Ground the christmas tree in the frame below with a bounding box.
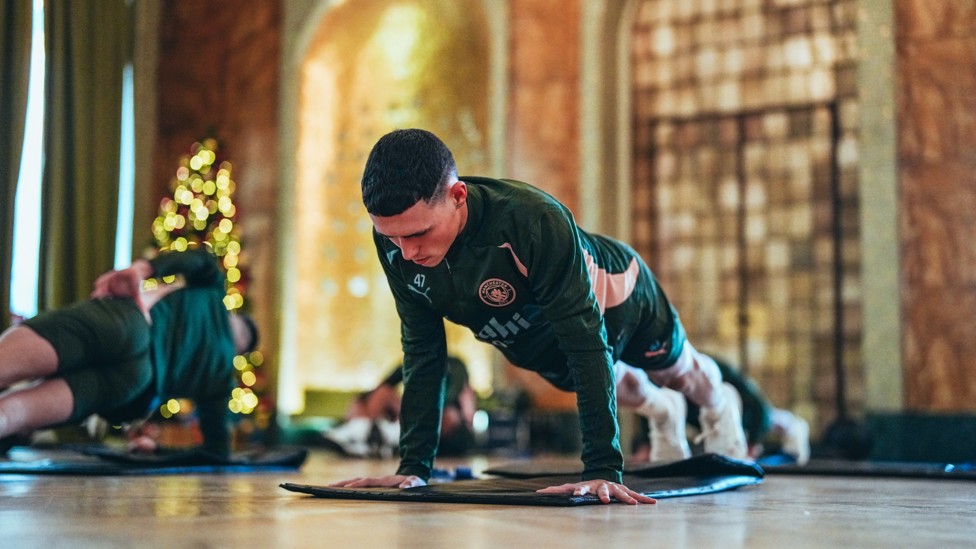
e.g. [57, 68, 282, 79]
[149, 138, 271, 445]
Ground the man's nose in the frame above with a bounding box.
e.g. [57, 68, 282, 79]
[399, 240, 420, 260]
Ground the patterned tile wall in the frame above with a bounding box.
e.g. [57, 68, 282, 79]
[630, 0, 863, 429]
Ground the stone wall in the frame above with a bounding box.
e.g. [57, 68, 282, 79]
[896, 0, 976, 411]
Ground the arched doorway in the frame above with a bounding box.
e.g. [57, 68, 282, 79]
[281, 0, 503, 414]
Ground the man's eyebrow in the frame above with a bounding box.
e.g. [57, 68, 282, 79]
[376, 227, 430, 239]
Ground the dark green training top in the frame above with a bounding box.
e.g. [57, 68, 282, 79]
[148, 249, 237, 456]
[23, 248, 236, 457]
[374, 177, 685, 482]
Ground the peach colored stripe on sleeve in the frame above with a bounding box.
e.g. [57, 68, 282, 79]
[498, 243, 529, 277]
[583, 250, 639, 313]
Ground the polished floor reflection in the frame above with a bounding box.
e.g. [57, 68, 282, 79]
[1, 450, 973, 548]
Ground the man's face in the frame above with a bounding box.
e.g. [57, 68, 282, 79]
[370, 182, 467, 268]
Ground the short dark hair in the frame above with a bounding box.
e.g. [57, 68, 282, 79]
[361, 129, 457, 216]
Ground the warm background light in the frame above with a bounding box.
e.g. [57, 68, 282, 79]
[287, 0, 494, 410]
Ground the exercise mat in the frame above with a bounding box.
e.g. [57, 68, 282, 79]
[760, 458, 976, 481]
[481, 453, 762, 478]
[280, 454, 763, 506]
[0, 445, 308, 475]
[484, 454, 976, 482]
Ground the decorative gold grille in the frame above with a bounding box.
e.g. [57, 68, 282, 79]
[292, 0, 494, 400]
[630, 0, 862, 427]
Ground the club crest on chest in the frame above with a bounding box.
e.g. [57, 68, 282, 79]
[478, 278, 516, 307]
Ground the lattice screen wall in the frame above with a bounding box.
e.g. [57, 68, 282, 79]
[630, 0, 863, 428]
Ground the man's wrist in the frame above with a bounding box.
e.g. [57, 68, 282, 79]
[396, 463, 430, 481]
[131, 258, 154, 280]
[581, 468, 623, 483]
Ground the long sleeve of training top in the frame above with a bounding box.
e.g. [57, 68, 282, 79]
[373, 234, 450, 480]
[148, 247, 225, 288]
[515, 203, 622, 482]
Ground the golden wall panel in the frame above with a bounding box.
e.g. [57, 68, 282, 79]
[507, 0, 580, 210]
[293, 0, 495, 395]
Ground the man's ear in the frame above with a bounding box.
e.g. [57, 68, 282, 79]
[449, 180, 467, 208]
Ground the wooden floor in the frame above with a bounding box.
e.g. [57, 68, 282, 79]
[1, 449, 973, 548]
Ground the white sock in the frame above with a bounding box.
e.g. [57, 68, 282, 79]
[635, 388, 672, 422]
[701, 383, 741, 422]
[701, 400, 724, 420]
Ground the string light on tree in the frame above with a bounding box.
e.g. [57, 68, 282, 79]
[151, 139, 271, 433]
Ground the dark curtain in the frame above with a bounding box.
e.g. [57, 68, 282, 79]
[0, 0, 33, 330]
[39, 0, 128, 309]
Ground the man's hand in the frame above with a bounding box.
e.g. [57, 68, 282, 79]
[536, 480, 657, 505]
[329, 474, 426, 489]
[91, 259, 153, 321]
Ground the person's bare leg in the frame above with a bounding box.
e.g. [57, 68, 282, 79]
[644, 343, 723, 408]
[614, 361, 656, 409]
[614, 362, 690, 461]
[0, 378, 74, 439]
[615, 362, 677, 415]
[0, 326, 60, 389]
[645, 344, 747, 459]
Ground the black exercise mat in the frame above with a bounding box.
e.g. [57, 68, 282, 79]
[481, 452, 763, 478]
[485, 453, 976, 481]
[280, 454, 763, 506]
[761, 458, 976, 480]
[0, 446, 308, 475]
